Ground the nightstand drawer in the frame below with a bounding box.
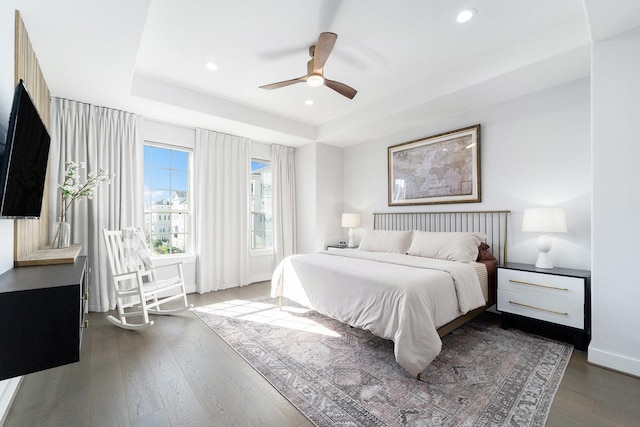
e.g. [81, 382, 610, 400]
[497, 289, 584, 329]
[498, 269, 584, 304]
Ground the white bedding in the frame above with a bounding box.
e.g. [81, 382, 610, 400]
[271, 249, 486, 376]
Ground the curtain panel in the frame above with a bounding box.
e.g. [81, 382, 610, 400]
[271, 144, 296, 266]
[194, 129, 251, 293]
[49, 98, 143, 312]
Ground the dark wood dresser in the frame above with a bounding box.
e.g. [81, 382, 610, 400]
[0, 256, 87, 380]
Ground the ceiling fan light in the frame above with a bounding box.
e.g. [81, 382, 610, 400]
[307, 74, 325, 87]
[456, 8, 476, 23]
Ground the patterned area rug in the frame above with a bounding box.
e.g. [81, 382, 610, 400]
[194, 297, 572, 427]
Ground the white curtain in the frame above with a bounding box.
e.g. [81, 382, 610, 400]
[194, 129, 250, 293]
[271, 144, 296, 266]
[49, 98, 143, 312]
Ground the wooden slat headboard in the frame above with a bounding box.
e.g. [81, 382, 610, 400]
[373, 210, 510, 265]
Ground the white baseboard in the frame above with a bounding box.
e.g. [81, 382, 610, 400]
[588, 345, 640, 378]
[250, 274, 272, 284]
[184, 278, 270, 295]
[0, 377, 22, 426]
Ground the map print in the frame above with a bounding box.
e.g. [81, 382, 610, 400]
[392, 135, 473, 202]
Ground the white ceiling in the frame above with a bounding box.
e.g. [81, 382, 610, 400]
[16, 0, 591, 147]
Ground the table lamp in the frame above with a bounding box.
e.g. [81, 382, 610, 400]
[341, 213, 361, 248]
[522, 207, 567, 269]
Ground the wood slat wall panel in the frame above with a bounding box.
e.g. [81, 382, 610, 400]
[13, 10, 51, 263]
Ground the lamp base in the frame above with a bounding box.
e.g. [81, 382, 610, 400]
[535, 235, 554, 269]
[347, 228, 356, 248]
[535, 252, 554, 269]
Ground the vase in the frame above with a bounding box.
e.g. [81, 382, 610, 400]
[52, 219, 71, 249]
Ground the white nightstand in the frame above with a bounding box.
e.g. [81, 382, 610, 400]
[326, 245, 349, 251]
[497, 263, 591, 350]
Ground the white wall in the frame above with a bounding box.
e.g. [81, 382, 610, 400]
[0, 4, 16, 274]
[589, 25, 640, 377]
[343, 78, 592, 270]
[0, 2, 23, 422]
[294, 142, 345, 253]
[295, 143, 317, 254]
[316, 144, 344, 251]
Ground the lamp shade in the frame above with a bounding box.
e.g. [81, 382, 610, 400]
[341, 213, 361, 228]
[522, 208, 567, 233]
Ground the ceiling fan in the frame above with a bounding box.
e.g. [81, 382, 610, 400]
[259, 32, 357, 99]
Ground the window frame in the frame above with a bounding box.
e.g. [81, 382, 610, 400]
[143, 141, 193, 256]
[250, 157, 273, 253]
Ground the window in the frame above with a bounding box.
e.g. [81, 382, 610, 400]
[251, 159, 272, 250]
[144, 144, 191, 255]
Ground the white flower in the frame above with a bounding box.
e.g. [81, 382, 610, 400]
[57, 161, 114, 220]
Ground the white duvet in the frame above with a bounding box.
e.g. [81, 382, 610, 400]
[271, 249, 486, 376]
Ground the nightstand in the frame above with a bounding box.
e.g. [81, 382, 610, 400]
[326, 244, 349, 250]
[497, 262, 591, 350]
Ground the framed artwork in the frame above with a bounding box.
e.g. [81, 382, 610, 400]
[388, 124, 481, 206]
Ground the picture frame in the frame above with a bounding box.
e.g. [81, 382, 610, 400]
[388, 124, 481, 206]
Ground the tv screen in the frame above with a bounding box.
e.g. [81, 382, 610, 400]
[0, 80, 51, 218]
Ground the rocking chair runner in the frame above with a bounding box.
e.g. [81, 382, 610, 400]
[102, 228, 192, 330]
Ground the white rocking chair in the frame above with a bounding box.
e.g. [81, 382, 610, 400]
[103, 228, 192, 330]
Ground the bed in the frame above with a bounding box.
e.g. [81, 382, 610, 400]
[271, 210, 510, 378]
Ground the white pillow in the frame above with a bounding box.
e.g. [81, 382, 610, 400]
[407, 231, 486, 262]
[358, 230, 414, 254]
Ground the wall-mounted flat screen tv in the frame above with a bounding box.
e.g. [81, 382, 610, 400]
[0, 80, 51, 219]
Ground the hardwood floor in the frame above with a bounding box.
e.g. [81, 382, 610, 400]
[4, 282, 640, 426]
[547, 352, 640, 426]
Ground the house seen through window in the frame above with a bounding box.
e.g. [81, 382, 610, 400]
[251, 159, 272, 250]
[144, 144, 191, 255]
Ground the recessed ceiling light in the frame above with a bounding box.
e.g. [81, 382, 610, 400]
[456, 8, 476, 23]
[305, 99, 314, 106]
[205, 62, 218, 71]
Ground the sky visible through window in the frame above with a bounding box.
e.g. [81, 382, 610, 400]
[251, 160, 265, 172]
[144, 146, 188, 208]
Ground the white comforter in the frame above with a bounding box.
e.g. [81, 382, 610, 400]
[271, 249, 486, 376]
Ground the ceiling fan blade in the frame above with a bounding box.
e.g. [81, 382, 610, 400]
[324, 78, 357, 99]
[313, 32, 337, 71]
[259, 76, 307, 90]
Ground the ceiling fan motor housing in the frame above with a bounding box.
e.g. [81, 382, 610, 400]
[259, 32, 357, 99]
